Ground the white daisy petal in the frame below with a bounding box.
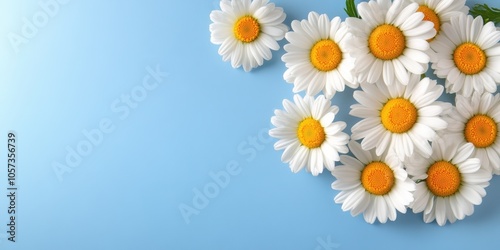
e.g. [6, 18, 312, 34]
[289, 146, 305, 173]
[435, 198, 447, 226]
[409, 131, 432, 156]
[419, 105, 443, 117]
[363, 196, 377, 224]
[449, 195, 464, 220]
[394, 2, 419, 27]
[399, 55, 425, 74]
[424, 195, 435, 215]
[351, 192, 371, 216]
[375, 197, 388, 223]
[453, 142, 474, 164]
[281, 141, 301, 163]
[486, 148, 500, 173]
[478, 27, 500, 49]
[383, 60, 395, 85]
[273, 137, 296, 151]
[367, 60, 383, 83]
[418, 116, 447, 131]
[361, 126, 387, 152]
[457, 158, 481, 174]
[486, 45, 500, 57]
[459, 185, 482, 205]
[353, 91, 383, 109]
[341, 188, 366, 212]
[400, 12, 424, 31]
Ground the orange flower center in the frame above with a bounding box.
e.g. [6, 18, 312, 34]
[368, 24, 406, 60]
[233, 16, 260, 43]
[464, 114, 498, 148]
[417, 5, 440, 40]
[426, 161, 461, 197]
[380, 98, 418, 133]
[297, 118, 326, 149]
[361, 162, 395, 195]
[310, 39, 343, 71]
[453, 43, 487, 75]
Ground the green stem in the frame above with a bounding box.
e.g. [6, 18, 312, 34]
[344, 0, 360, 18]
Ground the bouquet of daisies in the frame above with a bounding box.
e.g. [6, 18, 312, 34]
[210, 0, 500, 226]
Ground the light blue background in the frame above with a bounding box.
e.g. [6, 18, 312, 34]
[1, 0, 499, 249]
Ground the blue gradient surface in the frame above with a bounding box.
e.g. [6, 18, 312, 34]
[1, 0, 499, 249]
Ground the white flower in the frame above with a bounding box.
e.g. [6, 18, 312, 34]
[350, 74, 449, 161]
[346, 0, 435, 85]
[431, 13, 500, 97]
[209, 0, 288, 72]
[269, 94, 349, 176]
[406, 139, 492, 226]
[332, 141, 415, 224]
[282, 12, 357, 98]
[445, 92, 500, 175]
[409, 0, 468, 62]
[410, 0, 468, 40]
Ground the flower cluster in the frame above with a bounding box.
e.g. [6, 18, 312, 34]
[209, 0, 500, 226]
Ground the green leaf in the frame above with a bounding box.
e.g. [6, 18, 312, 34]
[470, 4, 500, 25]
[344, 0, 360, 18]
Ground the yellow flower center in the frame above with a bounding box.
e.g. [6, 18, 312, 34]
[233, 16, 260, 43]
[453, 43, 487, 75]
[368, 24, 406, 60]
[297, 117, 326, 149]
[464, 114, 498, 148]
[310, 39, 343, 72]
[380, 98, 418, 133]
[426, 161, 461, 197]
[417, 5, 440, 40]
[361, 162, 395, 196]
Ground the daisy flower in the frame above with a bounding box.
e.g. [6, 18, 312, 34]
[282, 12, 357, 98]
[269, 94, 349, 176]
[411, 0, 468, 41]
[445, 92, 500, 175]
[431, 13, 500, 97]
[209, 0, 288, 72]
[406, 139, 492, 226]
[346, 0, 435, 85]
[410, 0, 468, 62]
[350, 74, 449, 161]
[332, 141, 415, 224]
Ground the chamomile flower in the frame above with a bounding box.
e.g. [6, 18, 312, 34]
[411, 0, 468, 40]
[269, 94, 349, 176]
[350, 74, 449, 161]
[209, 0, 288, 72]
[410, 0, 468, 62]
[282, 12, 357, 98]
[431, 13, 500, 97]
[332, 141, 415, 224]
[346, 0, 435, 85]
[406, 139, 492, 226]
[445, 92, 500, 175]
